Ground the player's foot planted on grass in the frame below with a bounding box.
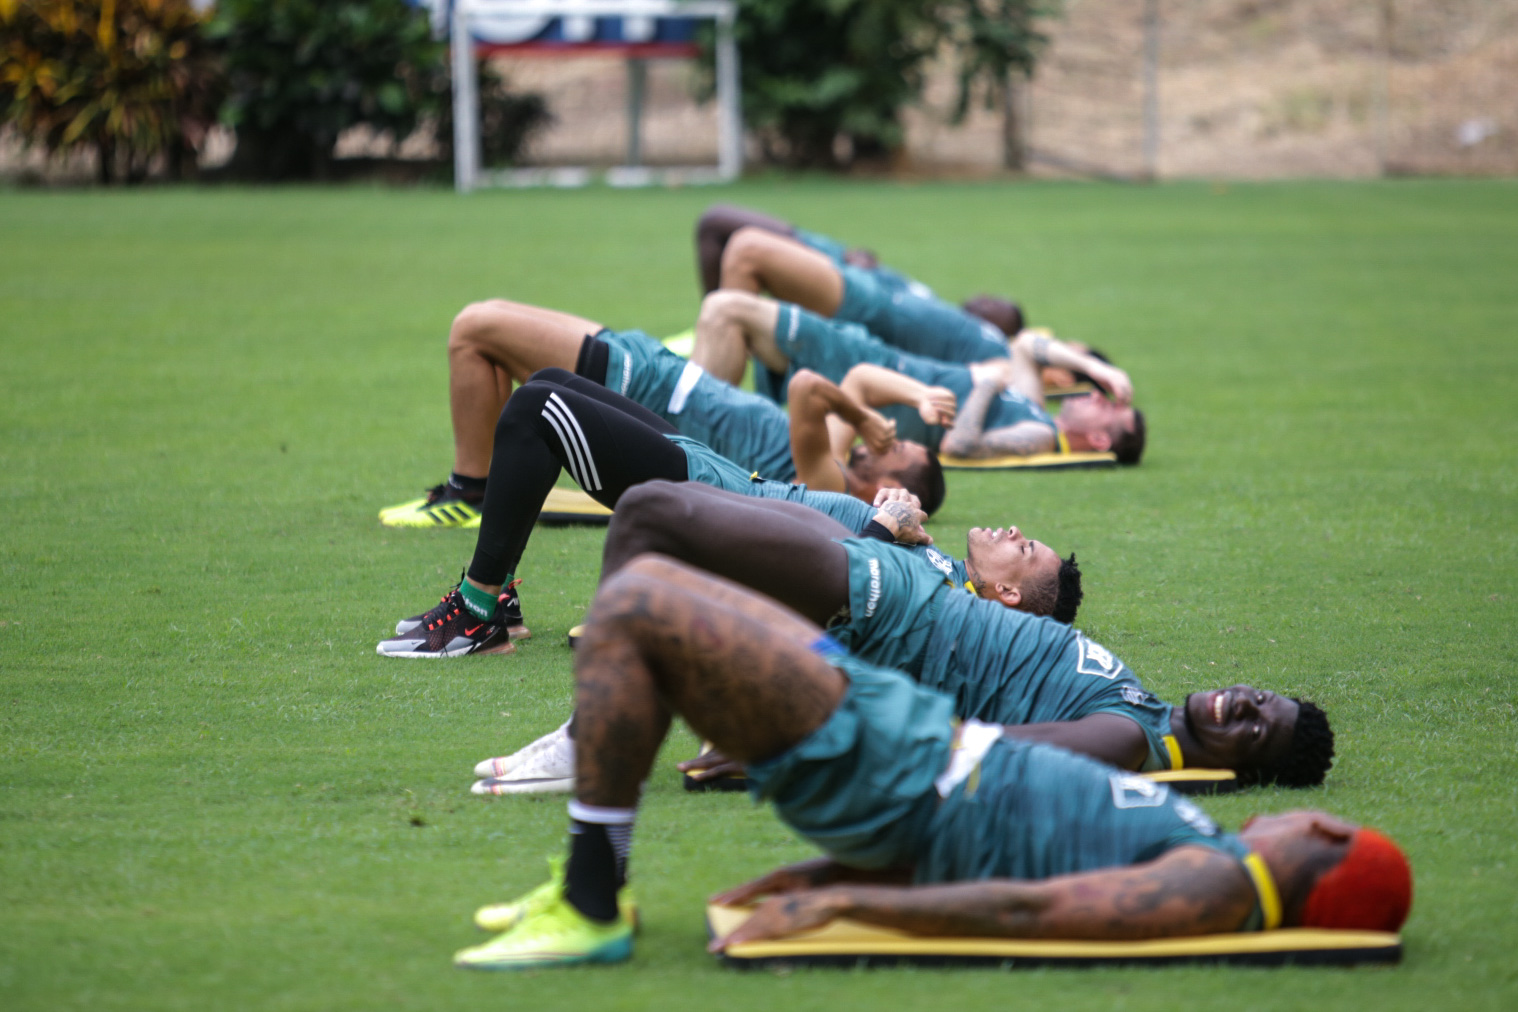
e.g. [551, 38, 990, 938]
[377, 578, 526, 658]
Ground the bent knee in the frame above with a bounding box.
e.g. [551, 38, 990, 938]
[697, 289, 757, 329]
[720, 226, 772, 274]
[449, 299, 515, 351]
[610, 482, 700, 546]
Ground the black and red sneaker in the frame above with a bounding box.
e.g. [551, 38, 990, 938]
[377, 587, 516, 658]
[394, 579, 529, 641]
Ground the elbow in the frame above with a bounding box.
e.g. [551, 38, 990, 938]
[939, 432, 974, 459]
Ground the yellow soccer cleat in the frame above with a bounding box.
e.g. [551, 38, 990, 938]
[474, 857, 638, 933]
[380, 483, 483, 528]
[456, 880, 634, 971]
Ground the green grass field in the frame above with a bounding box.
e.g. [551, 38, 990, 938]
[2, 179, 1515, 1010]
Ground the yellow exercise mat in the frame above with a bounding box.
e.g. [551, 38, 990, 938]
[707, 904, 1401, 968]
[1142, 768, 1240, 795]
[940, 451, 1116, 471]
[1043, 381, 1096, 401]
[536, 488, 613, 526]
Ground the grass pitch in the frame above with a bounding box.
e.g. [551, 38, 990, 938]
[1, 179, 1516, 1010]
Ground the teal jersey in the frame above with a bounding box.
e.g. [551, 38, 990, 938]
[792, 228, 934, 300]
[828, 545, 1175, 770]
[917, 736, 1252, 889]
[922, 591, 1178, 771]
[746, 653, 951, 869]
[747, 658, 1258, 926]
[668, 434, 875, 530]
[831, 539, 952, 673]
[836, 264, 1009, 365]
[600, 330, 796, 480]
[900, 543, 970, 587]
[772, 305, 1054, 449]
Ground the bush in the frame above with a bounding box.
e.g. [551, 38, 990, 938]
[431, 60, 552, 170]
[0, 0, 224, 183]
[720, 0, 942, 168]
[208, 0, 442, 180]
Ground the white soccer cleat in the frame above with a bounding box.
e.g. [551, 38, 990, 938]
[471, 720, 574, 792]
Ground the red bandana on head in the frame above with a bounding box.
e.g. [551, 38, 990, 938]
[1301, 828, 1412, 932]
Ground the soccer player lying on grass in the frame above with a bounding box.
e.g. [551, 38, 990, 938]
[451, 556, 1408, 971]
[376, 370, 936, 658]
[380, 298, 955, 528]
[697, 206, 1024, 362]
[471, 482, 1331, 794]
[693, 290, 1145, 461]
[698, 206, 1115, 395]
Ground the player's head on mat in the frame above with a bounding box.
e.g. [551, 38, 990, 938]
[1179, 687, 1336, 787]
[1239, 810, 1412, 932]
[848, 440, 946, 516]
[1057, 392, 1146, 465]
[963, 526, 1083, 624]
[960, 295, 1025, 337]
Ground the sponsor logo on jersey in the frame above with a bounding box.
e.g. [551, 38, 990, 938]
[924, 548, 954, 578]
[1172, 796, 1219, 836]
[618, 354, 632, 396]
[864, 557, 882, 618]
[1109, 772, 1169, 809]
[1121, 685, 1149, 707]
[1077, 634, 1125, 680]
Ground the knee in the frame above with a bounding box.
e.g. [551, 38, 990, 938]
[719, 226, 770, 281]
[497, 376, 554, 434]
[527, 366, 574, 385]
[697, 289, 751, 333]
[591, 553, 685, 628]
[448, 299, 510, 354]
[608, 481, 697, 556]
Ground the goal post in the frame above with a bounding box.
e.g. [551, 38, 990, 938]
[443, 0, 742, 191]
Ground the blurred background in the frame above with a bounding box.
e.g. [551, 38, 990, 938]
[2, 0, 1515, 185]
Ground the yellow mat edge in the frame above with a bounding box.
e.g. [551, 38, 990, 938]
[941, 451, 1117, 471]
[542, 488, 614, 516]
[707, 904, 1399, 960]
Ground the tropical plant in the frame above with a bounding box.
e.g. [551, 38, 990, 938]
[714, 0, 944, 169]
[0, 0, 224, 183]
[207, 0, 442, 180]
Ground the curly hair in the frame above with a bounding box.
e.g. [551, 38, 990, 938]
[1022, 552, 1083, 624]
[1248, 698, 1335, 788]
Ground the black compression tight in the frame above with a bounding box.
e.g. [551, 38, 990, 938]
[466, 369, 688, 587]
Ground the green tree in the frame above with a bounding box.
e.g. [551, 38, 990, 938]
[942, 0, 1059, 170]
[208, 0, 441, 180]
[724, 0, 943, 168]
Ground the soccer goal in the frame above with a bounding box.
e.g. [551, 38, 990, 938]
[433, 0, 741, 190]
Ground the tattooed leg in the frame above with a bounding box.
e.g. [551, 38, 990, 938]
[574, 555, 847, 809]
[600, 482, 852, 626]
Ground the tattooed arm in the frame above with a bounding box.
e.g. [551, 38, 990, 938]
[939, 364, 1058, 459]
[1011, 328, 1133, 406]
[867, 488, 933, 546]
[712, 846, 1256, 949]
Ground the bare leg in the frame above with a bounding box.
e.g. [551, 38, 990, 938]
[719, 227, 846, 316]
[690, 290, 785, 383]
[574, 555, 847, 809]
[446, 299, 602, 477]
[601, 481, 851, 625]
[695, 205, 798, 294]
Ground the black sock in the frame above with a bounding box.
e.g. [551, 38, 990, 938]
[448, 472, 487, 496]
[564, 821, 622, 922]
